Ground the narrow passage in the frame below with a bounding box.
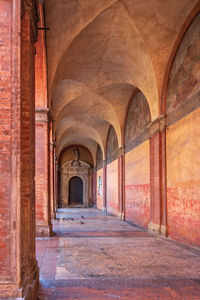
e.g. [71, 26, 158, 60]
[37, 208, 200, 299]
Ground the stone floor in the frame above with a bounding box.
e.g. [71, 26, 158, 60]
[37, 208, 200, 299]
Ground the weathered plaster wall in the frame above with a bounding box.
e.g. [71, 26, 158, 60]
[125, 141, 150, 228]
[96, 144, 103, 170]
[60, 145, 93, 166]
[125, 91, 150, 150]
[96, 168, 103, 210]
[166, 12, 200, 247]
[106, 159, 119, 216]
[106, 126, 118, 164]
[167, 108, 200, 247]
[167, 13, 200, 123]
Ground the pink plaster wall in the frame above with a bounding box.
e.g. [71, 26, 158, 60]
[167, 108, 200, 247]
[125, 141, 150, 228]
[106, 159, 119, 216]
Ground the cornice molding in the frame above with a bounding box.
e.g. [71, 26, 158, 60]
[147, 114, 167, 137]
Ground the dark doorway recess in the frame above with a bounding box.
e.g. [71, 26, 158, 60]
[69, 176, 83, 205]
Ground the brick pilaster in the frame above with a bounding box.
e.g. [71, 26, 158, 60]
[35, 109, 53, 237]
[0, 0, 39, 298]
[103, 160, 107, 212]
[148, 115, 167, 236]
[118, 147, 125, 220]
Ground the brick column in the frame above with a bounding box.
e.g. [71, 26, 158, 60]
[50, 141, 56, 219]
[0, 0, 39, 298]
[103, 160, 107, 212]
[118, 147, 125, 220]
[148, 115, 167, 236]
[35, 3, 52, 236]
[35, 109, 53, 237]
[92, 168, 97, 206]
[54, 153, 59, 210]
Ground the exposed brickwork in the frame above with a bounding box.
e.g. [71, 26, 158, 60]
[0, 0, 39, 298]
[35, 3, 52, 237]
[0, 0, 12, 279]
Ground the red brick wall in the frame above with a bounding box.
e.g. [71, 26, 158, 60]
[21, 2, 37, 281]
[0, 1, 39, 297]
[35, 123, 46, 221]
[0, 0, 12, 278]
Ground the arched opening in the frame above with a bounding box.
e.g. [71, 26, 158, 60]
[68, 176, 83, 206]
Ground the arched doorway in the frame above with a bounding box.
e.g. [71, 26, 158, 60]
[69, 176, 83, 205]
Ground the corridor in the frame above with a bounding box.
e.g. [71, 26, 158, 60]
[37, 209, 200, 299]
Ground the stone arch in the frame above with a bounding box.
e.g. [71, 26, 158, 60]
[161, 5, 200, 115]
[124, 90, 151, 152]
[96, 144, 103, 170]
[106, 126, 118, 164]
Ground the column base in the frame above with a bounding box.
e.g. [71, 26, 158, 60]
[148, 222, 161, 234]
[102, 207, 107, 213]
[116, 211, 125, 220]
[0, 261, 39, 299]
[36, 223, 53, 237]
[160, 225, 168, 237]
[121, 212, 125, 221]
[51, 211, 56, 220]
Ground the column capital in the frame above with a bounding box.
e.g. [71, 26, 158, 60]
[148, 114, 167, 137]
[117, 146, 125, 158]
[35, 108, 50, 122]
[103, 160, 107, 167]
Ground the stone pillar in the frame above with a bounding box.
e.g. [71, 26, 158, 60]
[118, 147, 125, 220]
[35, 109, 52, 237]
[148, 115, 167, 236]
[103, 160, 107, 212]
[0, 0, 39, 298]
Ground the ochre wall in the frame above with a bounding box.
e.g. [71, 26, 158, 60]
[125, 141, 150, 228]
[106, 159, 119, 216]
[96, 168, 104, 210]
[167, 108, 200, 247]
[60, 145, 93, 166]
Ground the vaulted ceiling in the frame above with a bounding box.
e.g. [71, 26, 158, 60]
[44, 0, 198, 161]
